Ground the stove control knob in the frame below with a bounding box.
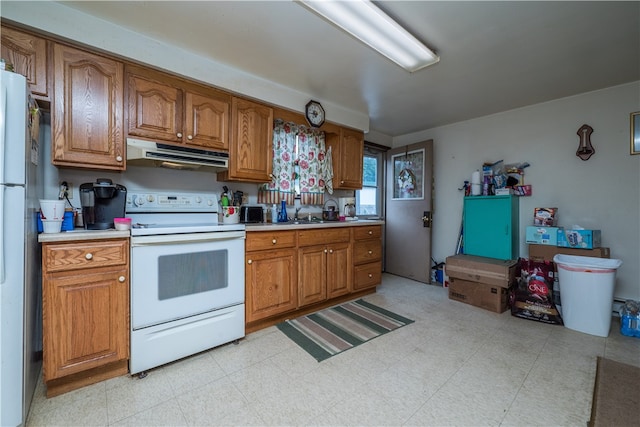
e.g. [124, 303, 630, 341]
[134, 196, 145, 206]
[195, 197, 202, 204]
[147, 195, 155, 203]
[207, 199, 214, 206]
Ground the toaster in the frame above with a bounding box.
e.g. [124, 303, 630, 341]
[240, 206, 264, 223]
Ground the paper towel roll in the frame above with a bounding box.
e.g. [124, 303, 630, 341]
[471, 183, 482, 196]
[471, 170, 481, 185]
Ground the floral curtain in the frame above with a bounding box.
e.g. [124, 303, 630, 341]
[258, 119, 297, 205]
[297, 125, 331, 205]
[258, 119, 333, 206]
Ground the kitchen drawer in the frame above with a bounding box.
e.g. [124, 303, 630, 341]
[353, 225, 381, 240]
[353, 241, 382, 264]
[297, 227, 350, 247]
[246, 230, 296, 252]
[353, 261, 382, 291]
[43, 239, 128, 273]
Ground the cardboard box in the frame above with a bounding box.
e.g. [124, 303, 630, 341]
[528, 244, 610, 262]
[445, 254, 517, 288]
[557, 229, 601, 249]
[448, 278, 510, 313]
[525, 226, 563, 246]
[534, 207, 558, 226]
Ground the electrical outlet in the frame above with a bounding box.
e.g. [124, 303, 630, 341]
[59, 181, 73, 199]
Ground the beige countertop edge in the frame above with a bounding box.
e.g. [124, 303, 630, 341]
[246, 219, 384, 231]
[38, 229, 130, 243]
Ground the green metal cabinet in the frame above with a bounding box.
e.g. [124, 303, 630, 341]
[463, 195, 519, 260]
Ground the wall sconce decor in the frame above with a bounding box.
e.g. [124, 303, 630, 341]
[576, 124, 594, 161]
[631, 112, 640, 155]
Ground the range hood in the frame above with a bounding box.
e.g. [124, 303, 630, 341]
[126, 138, 229, 171]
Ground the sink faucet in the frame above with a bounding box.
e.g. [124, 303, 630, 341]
[294, 207, 302, 221]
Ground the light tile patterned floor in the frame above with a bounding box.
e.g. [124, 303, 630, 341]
[27, 273, 640, 426]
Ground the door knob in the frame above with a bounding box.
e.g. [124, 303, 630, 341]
[422, 211, 432, 228]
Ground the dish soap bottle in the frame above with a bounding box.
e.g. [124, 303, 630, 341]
[278, 200, 288, 222]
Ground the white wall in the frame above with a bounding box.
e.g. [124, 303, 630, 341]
[393, 82, 640, 300]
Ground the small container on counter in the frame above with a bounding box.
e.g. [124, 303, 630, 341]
[114, 217, 132, 231]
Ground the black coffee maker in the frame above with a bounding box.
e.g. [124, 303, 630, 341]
[79, 178, 127, 230]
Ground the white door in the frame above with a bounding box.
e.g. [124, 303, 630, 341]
[385, 140, 433, 283]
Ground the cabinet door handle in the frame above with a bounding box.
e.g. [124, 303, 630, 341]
[177, 132, 183, 138]
[118, 276, 126, 283]
[116, 155, 123, 162]
[85, 253, 93, 260]
[368, 250, 373, 255]
[247, 259, 253, 264]
[368, 273, 373, 278]
[329, 249, 333, 254]
[272, 239, 277, 244]
[324, 249, 328, 253]
[187, 135, 193, 140]
[368, 230, 373, 235]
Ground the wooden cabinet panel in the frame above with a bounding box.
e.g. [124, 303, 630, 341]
[245, 248, 297, 323]
[42, 238, 129, 394]
[219, 97, 273, 182]
[326, 127, 364, 190]
[43, 239, 128, 272]
[354, 262, 382, 291]
[1, 25, 50, 102]
[52, 44, 124, 170]
[126, 66, 230, 150]
[297, 227, 350, 247]
[353, 240, 382, 264]
[245, 230, 296, 252]
[298, 245, 327, 306]
[326, 242, 351, 299]
[353, 225, 382, 240]
[43, 269, 129, 380]
[185, 91, 229, 150]
[126, 71, 182, 143]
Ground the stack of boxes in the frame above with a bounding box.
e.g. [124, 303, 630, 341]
[524, 207, 610, 312]
[445, 254, 517, 313]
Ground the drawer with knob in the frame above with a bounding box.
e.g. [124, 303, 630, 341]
[353, 261, 382, 291]
[245, 230, 296, 252]
[43, 239, 129, 272]
[353, 241, 382, 264]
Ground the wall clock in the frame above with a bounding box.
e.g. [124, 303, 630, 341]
[305, 100, 325, 128]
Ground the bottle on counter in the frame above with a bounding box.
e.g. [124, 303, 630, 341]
[278, 200, 288, 222]
[271, 204, 278, 223]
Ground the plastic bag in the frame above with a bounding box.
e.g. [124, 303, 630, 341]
[510, 258, 563, 325]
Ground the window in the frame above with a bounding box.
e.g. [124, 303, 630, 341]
[356, 143, 385, 218]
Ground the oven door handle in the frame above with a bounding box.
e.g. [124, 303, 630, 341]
[131, 231, 246, 246]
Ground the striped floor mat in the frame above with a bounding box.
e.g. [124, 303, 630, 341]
[277, 299, 414, 362]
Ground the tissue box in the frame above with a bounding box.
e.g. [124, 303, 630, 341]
[533, 207, 558, 226]
[526, 226, 562, 246]
[557, 229, 601, 249]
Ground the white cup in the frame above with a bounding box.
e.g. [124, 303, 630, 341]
[42, 219, 63, 233]
[39, 199, 66, 220]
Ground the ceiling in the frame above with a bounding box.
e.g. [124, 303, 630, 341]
[59, 1, 640, 137]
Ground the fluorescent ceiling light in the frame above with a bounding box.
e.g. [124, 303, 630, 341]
[297, 0, 439, 72]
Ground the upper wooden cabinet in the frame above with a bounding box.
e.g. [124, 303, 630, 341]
[1, 25, 50, 103]
[125, 65, 230, 150]
[218, 97, 273, 183]
[52, 43, 124, 170]
[327, 127, 364, 190]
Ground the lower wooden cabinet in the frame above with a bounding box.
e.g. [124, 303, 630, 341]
[298, 228, 351, 307]
[42, 238, 129, 397]
[245, 224, 381, 331]
[245, 231, 297, 323]
[352, 225, 383, 291]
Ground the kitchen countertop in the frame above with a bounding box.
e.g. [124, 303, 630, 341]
[38, 229, 130, 243]
[246, 219, 384, 231]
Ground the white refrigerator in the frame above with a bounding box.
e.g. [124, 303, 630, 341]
[0, 70, 43, 426]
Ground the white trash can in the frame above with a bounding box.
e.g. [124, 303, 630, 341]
[553, 254, 623, 337]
